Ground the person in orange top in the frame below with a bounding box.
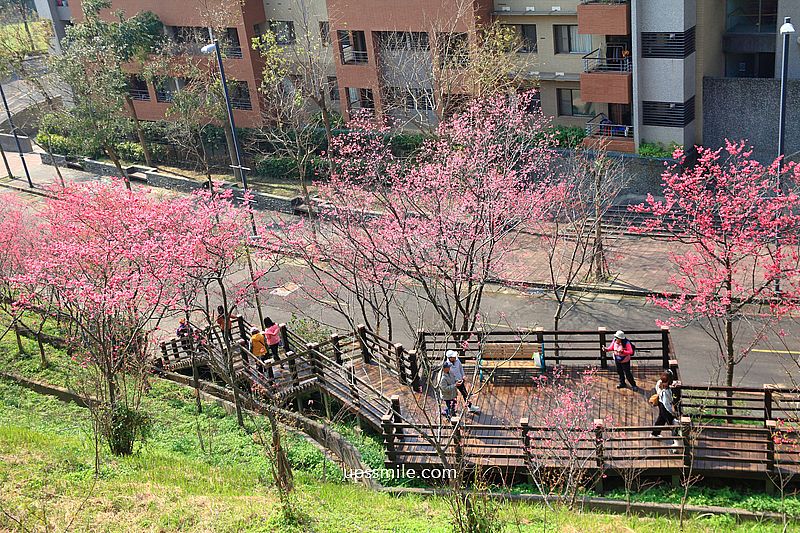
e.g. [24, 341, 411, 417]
[605, 330, 637, 390]
[263, 317, 281, 361]
[250, 326, 267, 359]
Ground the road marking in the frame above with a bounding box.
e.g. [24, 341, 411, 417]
[752, 349, 800, 355]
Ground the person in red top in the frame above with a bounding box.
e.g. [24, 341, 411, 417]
[606, 330, 637, 390]
[263, 317, 282, 361]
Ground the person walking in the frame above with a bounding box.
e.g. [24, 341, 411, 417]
[176, 318, 191, 338]
[250, 326, 267, 360]
[446, 350, 480, 414]
[215, 305, 236, 342]
[606, 330, 637, 389]
[651, 370, 680, 452]
[263, 317, 281, 361]
[437, 361, 459, 418]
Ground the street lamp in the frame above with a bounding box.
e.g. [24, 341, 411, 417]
[778, 17, 795, 173]
[202, 39, 264, 325]
[775, 17, 795, 294]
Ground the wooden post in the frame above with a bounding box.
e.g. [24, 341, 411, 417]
[237, 315, 247, 342]
[391, 395, 403, 436]
[766, 419, 777, 476]
[349, 366, 361, 430]
[594, 419, 605, 492]
[660, 325, 671, 369]
[520, 418, 531, 465]
[764, 385, 774, 425]
[331, 334, 343, 365]
[394, 343, 407, 385]
[451, 416, 464, 467]
[279, 323, 290, 354]
[535, 327, 546, 371]
[680, 416, 693, 471]
[382, 414, 396, 465]
[598, 327, 608, 370]
[356, 324, 372, 364]
[287, 351, 298, 384]
[408, 349, 421, 392]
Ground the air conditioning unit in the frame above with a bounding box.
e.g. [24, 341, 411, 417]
[551, 6, 561, 11]
[500, 5, 511, 11]
[555, 71, 565, 76]
[525, 6, 536, 11]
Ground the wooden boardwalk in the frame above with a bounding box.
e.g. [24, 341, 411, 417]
[156, 322, 800, 485]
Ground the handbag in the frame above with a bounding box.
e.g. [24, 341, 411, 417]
[649, 393, 659, 406]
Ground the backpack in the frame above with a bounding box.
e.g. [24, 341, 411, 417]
[625, 339, 636, 356]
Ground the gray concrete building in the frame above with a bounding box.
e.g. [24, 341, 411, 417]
[33, 0, 73, 53]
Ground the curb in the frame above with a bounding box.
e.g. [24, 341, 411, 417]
[380, 487, 790, 524]
[0, 371, 96, 407]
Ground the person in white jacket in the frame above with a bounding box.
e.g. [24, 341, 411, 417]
[446, 350, 480, 414]
[651, 370, 680, 452]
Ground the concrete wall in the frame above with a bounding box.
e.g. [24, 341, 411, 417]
[0, 133, 32, 153]
[702, 77, 800, 162]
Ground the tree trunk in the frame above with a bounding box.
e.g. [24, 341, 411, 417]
[105, 144, 131, 190]
[45, 139, 66, 187]
[13, 319, 24, 355]
[298, 159, 314, 220]
[267, 409, 294, 495]
[125, 95, 154, 167]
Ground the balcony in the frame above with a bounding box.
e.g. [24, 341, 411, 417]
[342, 50, 369, 65]
[582, 113, 635, 153]
[577, 0, 631, 36]
[128, 88, 150, 102]
[580, 48, 632, 104]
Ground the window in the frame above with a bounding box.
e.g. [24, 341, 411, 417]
[155, 77, 178, 103]
[346, 87, 374, 111]
[377, 31, 430, 51]
[438, 32, 469, 68]
[505, 24, 537, 53]
[641, 27, 696, 59]
[557, 88, 594, 117]
[642, 98, 695, 127]
[554, 25, 592, 54]
[320, 21, 330, 46]
[327, 76, 339, 101]
[168, 26, 208, 54]
[338, 30, 368, 64]
[55, 0, 68, 6]
[229, 81, 252, 110]
[269, 20, 296, 45]
[385, 87, 434, 110]
[725, 52, 775, 77]
[223, 28, 242, 59]
[726, 0, 778, 33]
[127, 75, 149, 101]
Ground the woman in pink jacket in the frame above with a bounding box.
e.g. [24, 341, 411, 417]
[263, 317, 282, 361]
[605, 330, 637, 390]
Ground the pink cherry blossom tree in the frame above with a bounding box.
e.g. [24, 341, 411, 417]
[267, 92, 559, 341]
[0, 195, 35, 357]
[15, 180, 203, 457]
[632, 140, 800, 387]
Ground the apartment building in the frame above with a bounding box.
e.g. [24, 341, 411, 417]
[33, 0, 72, 53]
[41, 0, 800, 157]
[67, 0, 268, 127]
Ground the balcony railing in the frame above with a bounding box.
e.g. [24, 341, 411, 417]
[586, 114, 633, 138]
[582, 48, 631, 73]
[155, 90, 174, 104]
[342, 50, 369, 64]
[128, 88, 150, 101]
[580, 0, 629, 4]
[223, 46, 243, 59]
[230, 97, 252, 110]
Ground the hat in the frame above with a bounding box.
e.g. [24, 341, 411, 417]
[250, 326, 260, 334]
[614, 330, 625, 339]
[179, 318, 186, 324]
[442, 361, 453, 368]
[445, 350, 458, 359]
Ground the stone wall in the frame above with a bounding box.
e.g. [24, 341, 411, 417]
[38, 153, 304, 214]
[703, 77, 800, 163]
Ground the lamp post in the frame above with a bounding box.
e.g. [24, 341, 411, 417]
[202, 39, 264, 325]
[778, 17, 795, 175]
[775, 17, 795, 295]
[0, 81, 32, 188]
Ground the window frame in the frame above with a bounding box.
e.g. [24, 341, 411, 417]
[556, 88, 594, 117]
[554, 25, 592, 55]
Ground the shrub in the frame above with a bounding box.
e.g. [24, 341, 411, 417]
[551, 125, 587, 148]
[36, 132, 79, 156]
[102, 404, 151, 456]
[254, 156, 324, 180]
[638, 141, 680, 159]
[115, 141, 145, 163]
[390, 132, 429, 155]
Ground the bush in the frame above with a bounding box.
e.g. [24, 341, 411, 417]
[638, 141, 680, 158]
[254, 156, 324, 181]
[390, 132, 429, 155]
[115, 141, 145, 163]
[36, 132, 79, 156]
[551, 125, 587, 148]
[102, 404, 151, 456]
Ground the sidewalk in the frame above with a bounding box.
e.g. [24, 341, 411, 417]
[1, 152, 683, 297]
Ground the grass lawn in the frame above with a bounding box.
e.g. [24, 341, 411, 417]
[0, 328, 797, 531]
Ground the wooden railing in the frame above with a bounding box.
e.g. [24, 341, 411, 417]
[357, 324, 420, 389]
[416, 327, 674, 382]
[676, 385, 800, 427]
[382, 412, 800, 482]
